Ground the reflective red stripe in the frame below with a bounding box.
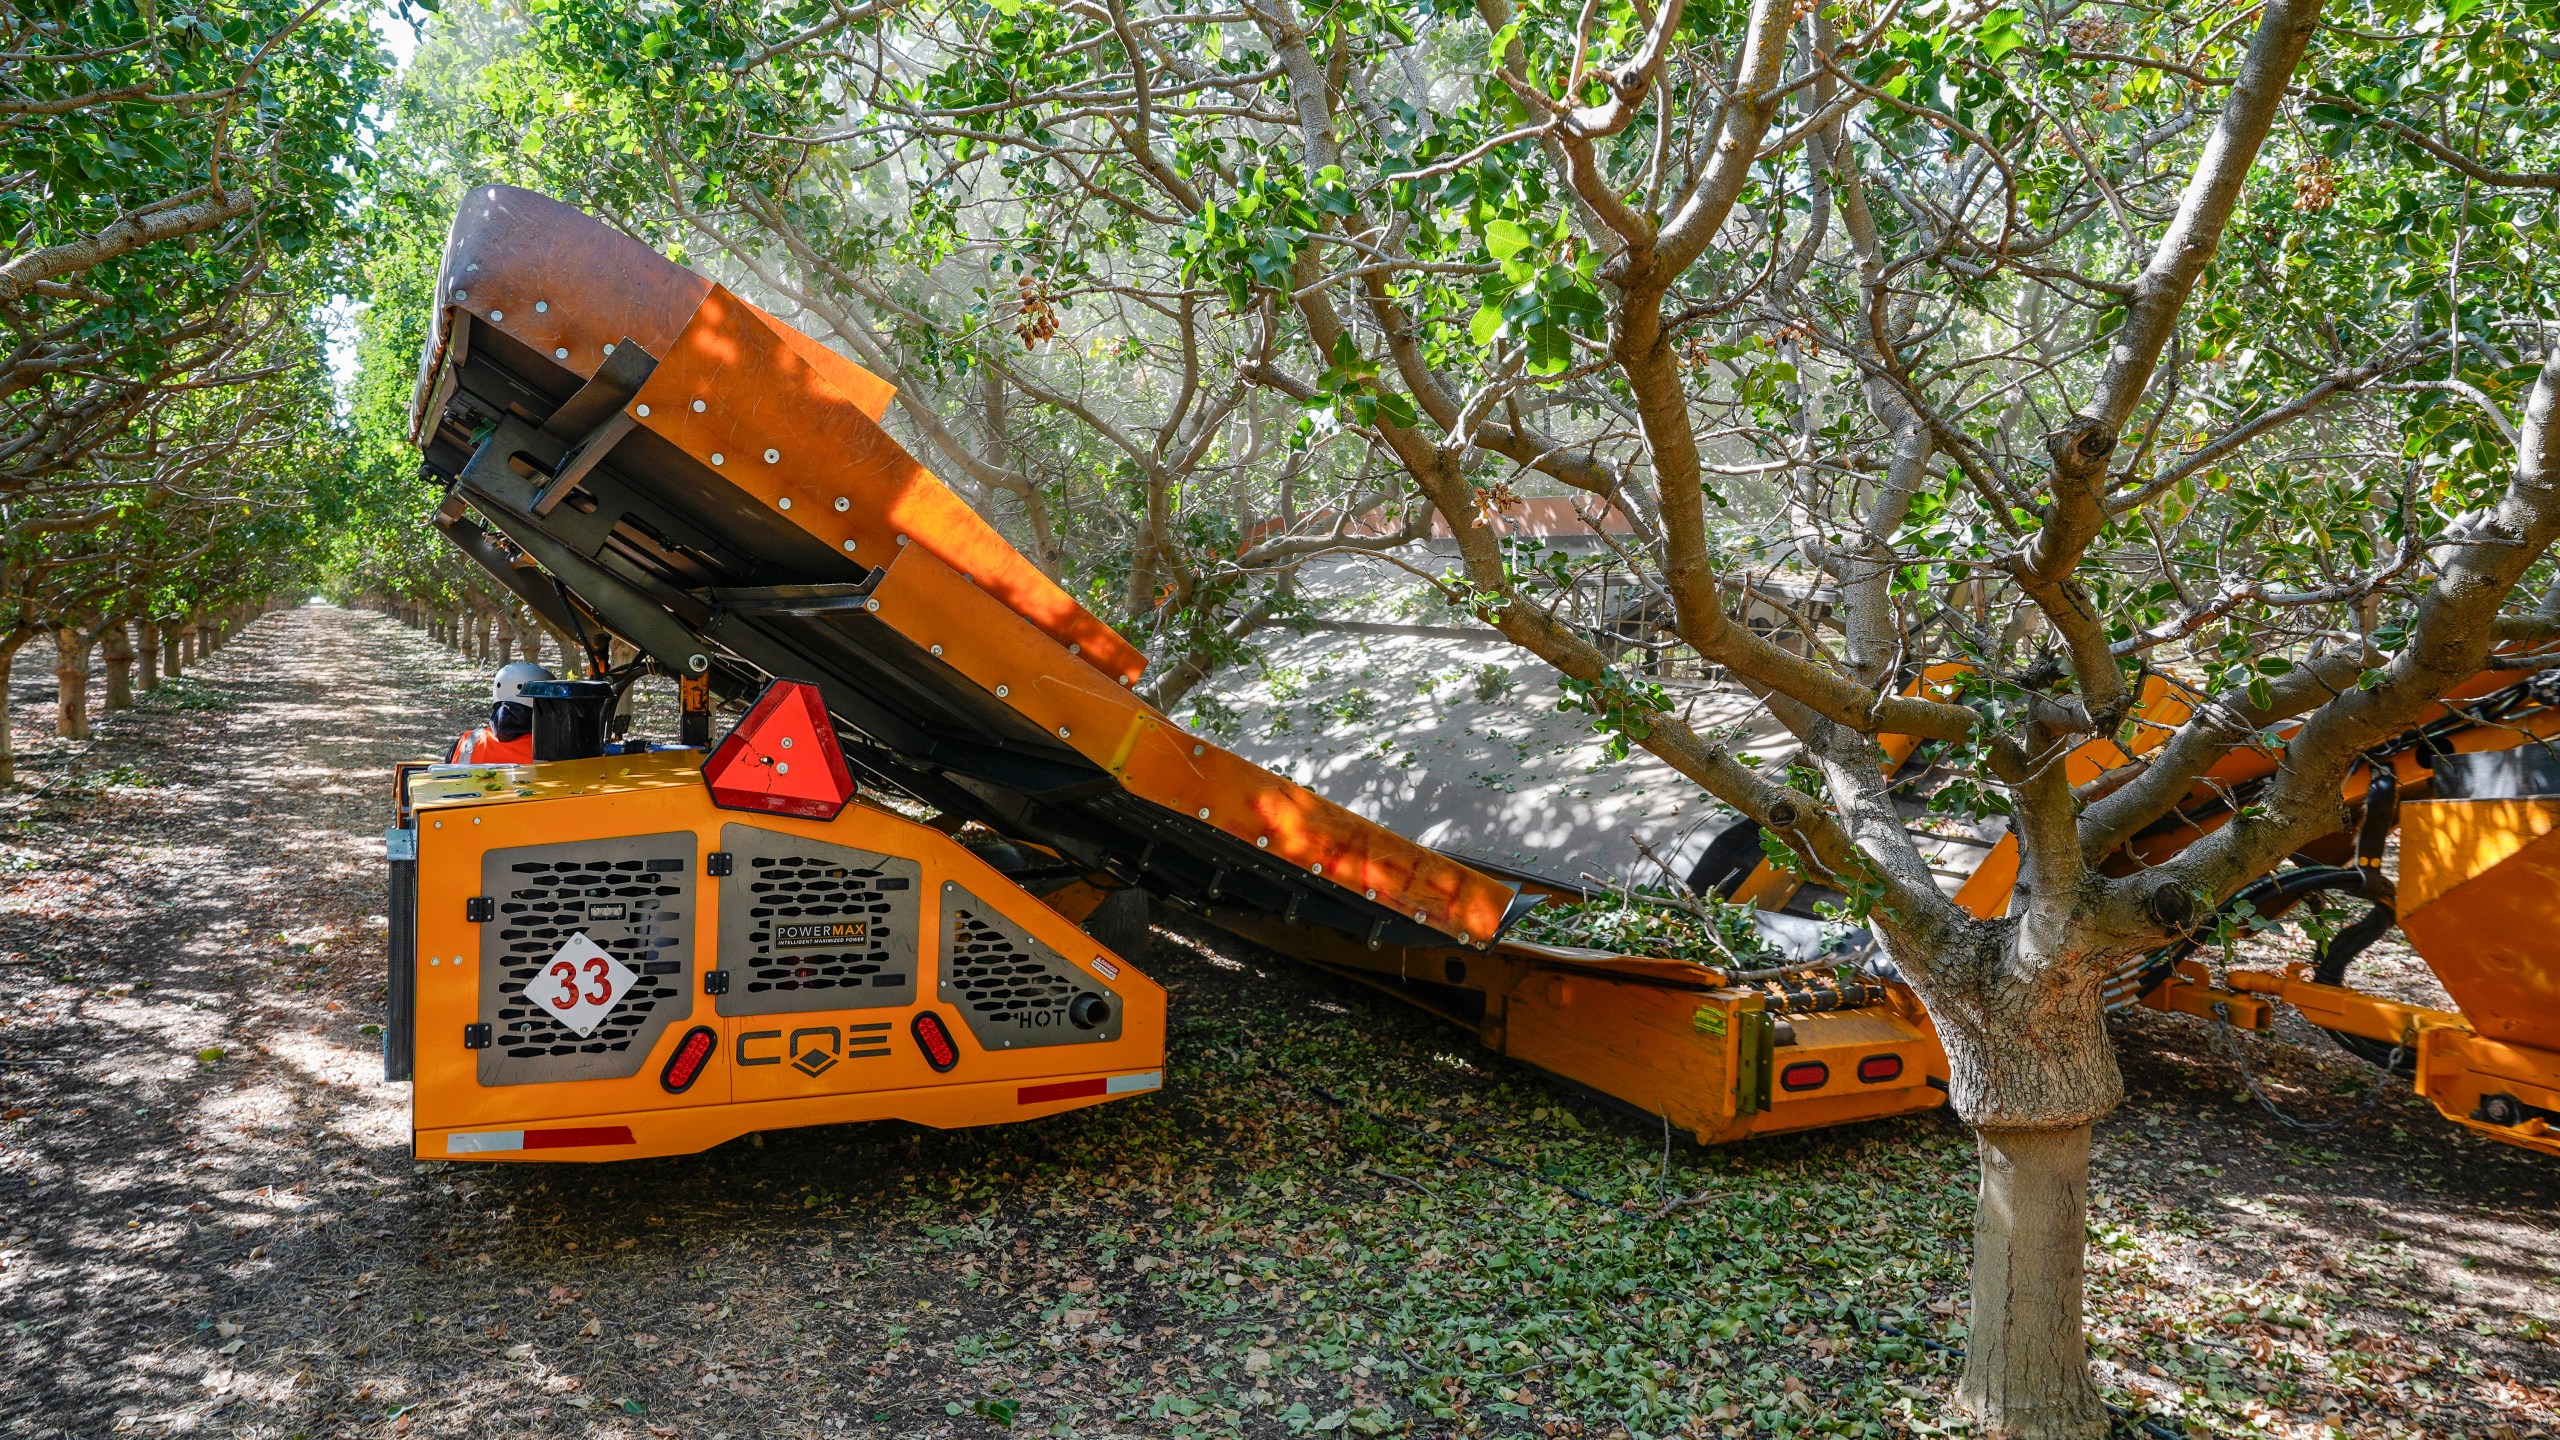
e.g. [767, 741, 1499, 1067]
[1018, 1078, 1108, 1105]
[521, 1126, 636, 1149]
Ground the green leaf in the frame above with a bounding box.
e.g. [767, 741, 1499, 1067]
[1483, 219, 1532, 261]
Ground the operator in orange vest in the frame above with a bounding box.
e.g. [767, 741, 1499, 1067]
[447, 661, 552, 764]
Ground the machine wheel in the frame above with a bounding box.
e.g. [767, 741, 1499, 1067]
[1080, 885, 1152, 968]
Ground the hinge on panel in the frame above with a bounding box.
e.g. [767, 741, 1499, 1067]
[462, 1023, 492, 1049]
[704, 969, 731, 996]
[706, 851, 734, 877]
[465, 896, 494, 922]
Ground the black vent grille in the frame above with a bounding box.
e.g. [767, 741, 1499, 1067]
[713, 826, 919, 1016]
[742, 853, 907, 997]
[494, 858, 684, 1058]
[475, 832, 695, 1087]
[935, 883, 1120, 1051]
[946, 907, 1077, 1023]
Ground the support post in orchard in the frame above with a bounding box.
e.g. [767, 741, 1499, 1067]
[136, 619, 160, 691]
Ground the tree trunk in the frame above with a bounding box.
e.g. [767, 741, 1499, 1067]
[164, 621, 185, 678]
[101, 620, 134, 712]
[54, 625, 91, 740]
[0, 633, 23, 786]
[137, 619, 160, 690]
[1958, 1126, 2106, 1439]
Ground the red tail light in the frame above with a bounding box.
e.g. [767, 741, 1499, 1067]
[1779, 1061, 1830, 1092]
[912, 1011, 959, 1072]
[1856, 1053, 1904, 1084]
[661, 1026, 717, 1092]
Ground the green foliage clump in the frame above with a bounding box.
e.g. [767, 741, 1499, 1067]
[1511, 886, 1774, 967]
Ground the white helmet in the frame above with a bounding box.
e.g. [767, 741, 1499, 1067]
[492, 661, 553, 704]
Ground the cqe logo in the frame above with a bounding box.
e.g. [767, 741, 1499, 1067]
[738, 1022, 894, 1077]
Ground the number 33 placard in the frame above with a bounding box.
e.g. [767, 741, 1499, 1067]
[532, 932, 638, 1037]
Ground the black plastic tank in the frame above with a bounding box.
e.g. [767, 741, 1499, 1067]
[520, 679, 618, 761]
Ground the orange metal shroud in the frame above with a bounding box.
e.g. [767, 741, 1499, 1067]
[857, 542, 1513, 945]
[409, 185, 1517, 953]
[404, 753, 1167, 1162]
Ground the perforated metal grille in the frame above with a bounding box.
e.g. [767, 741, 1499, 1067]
[947, 909, 1074, 1016]
[716, 824, 919, 1016]
[936, 882, 1120, 1050]
[477, 832, 694, 1086]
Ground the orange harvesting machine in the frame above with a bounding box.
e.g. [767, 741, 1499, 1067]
[389, 186, 2558, 1164]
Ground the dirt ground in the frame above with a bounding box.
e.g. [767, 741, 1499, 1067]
[1, 605, 2554, 1440]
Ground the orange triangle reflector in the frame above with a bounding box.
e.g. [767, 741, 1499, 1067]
[702, 679, 855, 820]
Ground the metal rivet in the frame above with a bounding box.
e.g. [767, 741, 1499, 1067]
[780, 737, 794, 749]
[602, 343, 615, 355]
[554, 347, 568, 360]
[842, 539, 858, 552]
[472, 816, 481, 825]
[1414, 910, 1426, 922]
[764, 449, 780, 464]
[1192, 744, 1205, 756]
[535, 301, 548, 313]
[453, 289, 467, 302]
[1197, 808, 1211, 819]
[895, 534, 909, 546]
[776, 761, 790, 776]
[711, 453, 725, 466]
[687, 653, 709, 673]
[433, 819, 442, 828]
[489, 310, 503, 322]
[1311, 863, 1323, 875]
[863, 599, 879, 612]
[929, 644, 943, 656]
[995, 685, 1010, 698]
[1068, 643, 1081, 655]
[466, 262, 479, 272]
[1366, 888, 1378, 899]
[832, 498, 850, 514]
[1120, 675, 1132, 686]
[636, 403, 651, 417]
[692, 399, 707, 413]
[777, 497, 791, 510]
[1057, 726, 1071, 739]
[1256, 837, 1269, 848]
